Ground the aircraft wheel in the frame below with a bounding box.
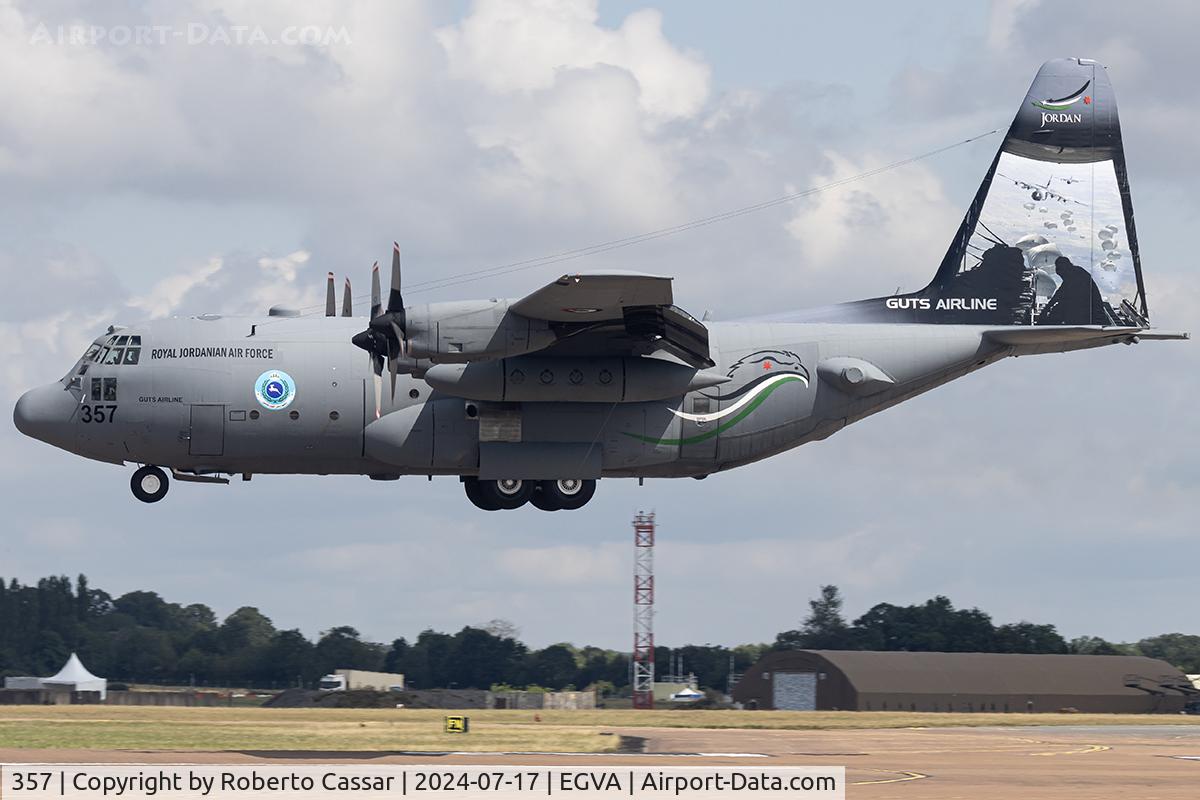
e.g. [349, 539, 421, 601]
[463, 477, 501, 511]
[529, 485, 563, 512]
[131, 465, 169, 503]
[540, 478, 595, 510]
[484, 478, 534, 510]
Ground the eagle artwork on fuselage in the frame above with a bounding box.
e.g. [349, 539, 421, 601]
[11, 59, 1189, 511]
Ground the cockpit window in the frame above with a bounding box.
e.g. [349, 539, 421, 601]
[81, 334, 142, 372]
[90, 377, 118, 400]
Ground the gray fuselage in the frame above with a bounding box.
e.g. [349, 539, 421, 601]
[18, 312, 1014, 481]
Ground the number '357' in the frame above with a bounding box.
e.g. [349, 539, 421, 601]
[79, 404, 117, 423]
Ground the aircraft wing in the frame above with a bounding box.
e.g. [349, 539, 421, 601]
[510, 271, 673, 321]
[510, 272, 714, 367]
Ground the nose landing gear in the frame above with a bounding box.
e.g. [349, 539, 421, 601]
[463, 477, 596, 511]
[131, 465, 169, 503]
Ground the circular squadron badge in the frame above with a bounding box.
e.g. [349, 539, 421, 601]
[254, 369, 296, 410]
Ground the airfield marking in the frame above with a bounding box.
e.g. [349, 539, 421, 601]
[1010, 736, 1111, 756]
[1028, 743, 1111, 756]
[849, 768, 930, 786]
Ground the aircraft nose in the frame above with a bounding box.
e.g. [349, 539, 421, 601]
[13, 382, 78, 443]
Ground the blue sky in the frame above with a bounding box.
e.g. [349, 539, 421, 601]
[2, 0, 1197, 651]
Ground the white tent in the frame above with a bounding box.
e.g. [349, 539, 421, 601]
[669, 686, 704, 703]
[39, 653, 107, 699]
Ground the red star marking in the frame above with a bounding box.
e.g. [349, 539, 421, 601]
[763, 361, 772, 370]
[1083, 96, 1092, 104]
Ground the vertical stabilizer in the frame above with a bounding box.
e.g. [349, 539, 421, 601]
[827, 59, 1147, 327]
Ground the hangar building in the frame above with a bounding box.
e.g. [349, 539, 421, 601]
[732, 650, 1195, 714]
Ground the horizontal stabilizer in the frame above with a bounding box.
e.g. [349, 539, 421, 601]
[984, 326, 1188, 347]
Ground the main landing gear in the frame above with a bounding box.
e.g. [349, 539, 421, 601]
[463, 478, 596, 511]
[131, 465, 169, 503]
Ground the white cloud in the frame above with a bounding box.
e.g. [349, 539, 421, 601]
[258, 250, 310, 283]
[437, 0, 709, 123]
[784, 151, 956, 293]
[128, 257, 223, 319]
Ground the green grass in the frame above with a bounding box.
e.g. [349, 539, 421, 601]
[0, 707, 1195, 752]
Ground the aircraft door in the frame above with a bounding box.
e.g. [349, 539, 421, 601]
[678, 391, 718, 462]
[188, 404, 225, 456]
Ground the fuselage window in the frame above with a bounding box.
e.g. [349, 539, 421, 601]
[96, 347, 110, 363]
[102, 378, 118, 402]
[90, 377, 102, 402]
[114, 335, 129, 346]
[123, 347, 141, 365]
[103, 347, 124, 365]
[129, 335, 141, 346]
[84, 345, 100, 362]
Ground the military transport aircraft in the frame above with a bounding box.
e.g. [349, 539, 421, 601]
[12, 59, 1188, 511]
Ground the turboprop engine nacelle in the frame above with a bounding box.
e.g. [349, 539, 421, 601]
[423, 356, 730, 403]
[403, 300, 556, 362]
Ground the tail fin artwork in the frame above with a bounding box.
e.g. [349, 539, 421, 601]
[829, 59, 1150, 327]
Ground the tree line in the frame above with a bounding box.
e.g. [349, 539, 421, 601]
[774, 585, 1200, 672]
[1, 576, 1196, 692]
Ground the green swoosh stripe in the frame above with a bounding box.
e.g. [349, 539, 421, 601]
[1033, 100, 1076, 111]
[623, 375, 805, 446]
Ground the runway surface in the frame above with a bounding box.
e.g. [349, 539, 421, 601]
[4, 724, 1198, 798]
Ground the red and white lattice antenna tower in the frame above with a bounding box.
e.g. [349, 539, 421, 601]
[632, 511, 655, 710]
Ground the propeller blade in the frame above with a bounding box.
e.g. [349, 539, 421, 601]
[372, 364, 383, 419]
[365, 348, 384, 419]
[388, 351, 399, 399]
[342, 277, 353, 317]
[325, 272, 336, 317]
[369, 261, 381, 320]
[386, 242, 404, 315]
[391, 321, 406, 357]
